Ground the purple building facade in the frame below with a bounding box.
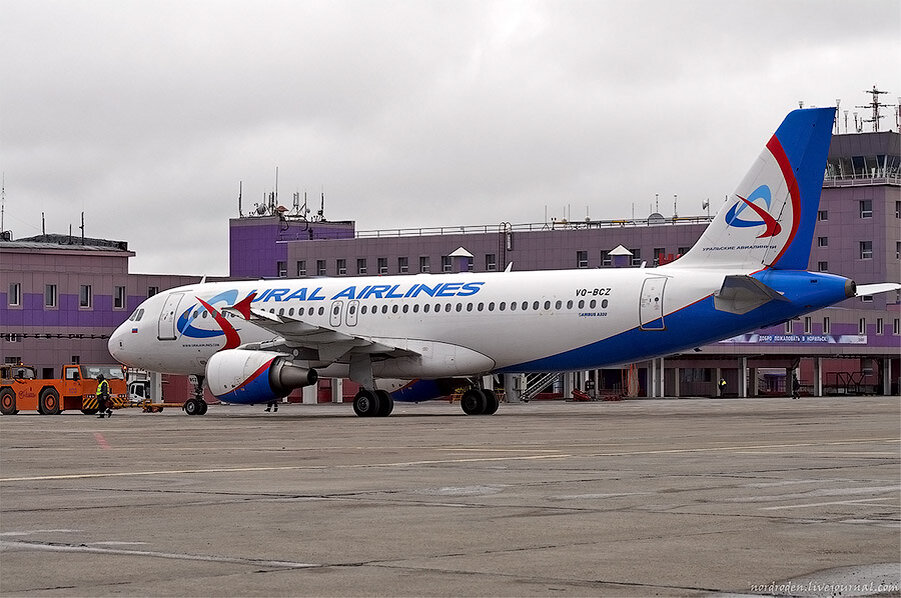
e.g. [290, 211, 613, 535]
[1, 235, 201, 381]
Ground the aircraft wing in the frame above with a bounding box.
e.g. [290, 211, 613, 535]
[223, 304, 418, 362]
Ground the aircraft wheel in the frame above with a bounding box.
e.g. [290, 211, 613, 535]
[353, 390, 380, 417]
[0, 388, 18, 415]
[481, 389, 499, 415]
[184, 398, 201, 416]
[39, 388, 61, 415]
[375, 390, 394, 417]
[198, 401, 208, 415]
[460, 389, 486, 415]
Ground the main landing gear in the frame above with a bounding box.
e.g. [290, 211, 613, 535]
[184, 374, 208, 416]
[352, 389, 394, 417]
[460, 388, 499, 416]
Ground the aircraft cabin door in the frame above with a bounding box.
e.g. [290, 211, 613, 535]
[158, 292, 185, 341]
[329, 300, 344, 327]
[639, 277, 667, 331]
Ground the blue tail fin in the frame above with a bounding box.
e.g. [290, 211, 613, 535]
[677, 108, 835, 270]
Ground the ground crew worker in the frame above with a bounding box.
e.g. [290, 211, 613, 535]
[791, 373, 801, 400]
[97, 374, 112, 418]
[718, 378, 727, 397]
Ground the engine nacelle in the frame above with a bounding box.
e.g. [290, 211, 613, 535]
[206, 349, 318, 404]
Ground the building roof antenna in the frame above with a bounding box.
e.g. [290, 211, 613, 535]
[856, 85, 893, 132]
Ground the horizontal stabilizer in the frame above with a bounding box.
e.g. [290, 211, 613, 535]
[856, 282, 901, 297]
[714, 275, 789, 315]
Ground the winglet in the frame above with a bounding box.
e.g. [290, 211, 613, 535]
[232, 292, 256, 320]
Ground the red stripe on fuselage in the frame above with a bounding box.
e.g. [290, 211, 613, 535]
[196, 296, 242, 350]
[764, 135, 800, 268]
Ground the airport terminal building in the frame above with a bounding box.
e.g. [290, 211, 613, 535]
[2, 127, 899, 402]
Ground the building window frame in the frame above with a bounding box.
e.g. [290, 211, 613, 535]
[817, 261, 828, 272]
[823, 316, 831, 335]
[485, 253, 497, 271]
[45, 284, 58, 308]
[859, 241, 873, 260]
[7, 282, 21, 307]
[114, 285, 126, 309]
[419, 256, 430, 273]
[297, 260, 307, 276]
[148, 286, 159, 297]
[441, 256, 452, 273]
[378, 258, 388, 275]
[398, 257, 409, 274]
[357, 258, 367, 275]
[859, 199, 873, 218]
[277, 261, 287, 277]
[817, 210, 828, 221]
[79, 284, 93, 309]
[576, 250, 588, 269]
[336, 259, 347, 276]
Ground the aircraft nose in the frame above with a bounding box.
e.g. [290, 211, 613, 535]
[108, 323, 128, 362]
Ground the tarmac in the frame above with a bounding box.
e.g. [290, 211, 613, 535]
[1, 396, 899, 597]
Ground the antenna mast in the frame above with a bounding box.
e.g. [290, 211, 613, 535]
[856, 85, 893, 132]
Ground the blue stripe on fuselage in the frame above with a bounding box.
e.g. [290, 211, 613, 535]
[498, 271, 849, 373]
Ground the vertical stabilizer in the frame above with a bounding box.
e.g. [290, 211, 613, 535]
[677, 108, 835, 270]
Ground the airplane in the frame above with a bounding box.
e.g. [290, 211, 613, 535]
[108, 107, 899, 417]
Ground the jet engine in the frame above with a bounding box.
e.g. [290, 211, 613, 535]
[206, 349, 318, 404]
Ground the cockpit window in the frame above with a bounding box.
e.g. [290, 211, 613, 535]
[128, 308, 145, 322]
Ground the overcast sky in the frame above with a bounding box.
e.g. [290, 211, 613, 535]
[2, 0, 898, 275]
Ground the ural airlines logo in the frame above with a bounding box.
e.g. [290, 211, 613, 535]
[177, 290, 238, 340]
[724, 185, 782, 238]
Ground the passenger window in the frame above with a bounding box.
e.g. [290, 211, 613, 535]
[455, 303, 462, 312]
[288, 308, 295, 316]
[488, 302, 494, 311]
[402, 305, 409, 313]
[318, 307, 325, 316]
[361, 305, 367, 315]
[278, 308, 285, 316]
[382, 305, 388, 314]
[445, 304, 451, 312]
[424, 304, 430, 313]
[589, 300, 597, 309]
[392, 305, 399, 314]
[555, 300, 562, 309]
[521, 301, 528, 310]
[510, 302, 516, 311]
[466, 303, 473, 312]
[578, 300, 585, 309]
[499, 302, 505, 311]
[601, 299, 608, 308]
[544, 301, 551, 310]
[566, 300, 573, 309]
[413, 304, 419, 313]
[533, 301, 540, 311]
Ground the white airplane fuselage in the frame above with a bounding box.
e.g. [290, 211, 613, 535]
[109, 265, 851, 378]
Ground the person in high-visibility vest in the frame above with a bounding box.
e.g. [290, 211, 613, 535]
[96, 374, 112, 418]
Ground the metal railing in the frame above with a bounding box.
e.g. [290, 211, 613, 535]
[354, 216, 714, 240]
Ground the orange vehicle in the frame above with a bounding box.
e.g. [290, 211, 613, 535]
[0, 364, 128, 415]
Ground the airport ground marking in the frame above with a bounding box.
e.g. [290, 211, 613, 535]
[1, 438, 897, 483]
[760, 497, 899, 511]
[0, 539, 318, 569]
